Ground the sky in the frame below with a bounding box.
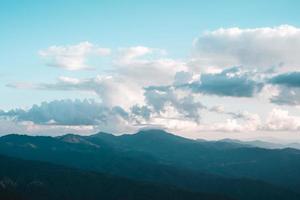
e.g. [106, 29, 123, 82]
[1, 0, 300, 142]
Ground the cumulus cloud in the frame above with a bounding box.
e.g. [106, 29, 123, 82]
[4, 29, 300, 136]
[116, 46, 157, 63]
[193, 25, 300, 72]
[187, 67, 263, 97]
[268, 72, 300, 105]
[130, 105, 152, 121]
[39, 41, 111, 70]
[270, 86, 300, 106]
[1, 99, 128, 126]
[158, 108, 300, 133]
[1, 99, 299, 135]
[198, 118, 260, 132]
[173, 71, 193, 86]
[144, 86, 205, 122]
[27, 75, 143, 109]
[0, 99, 142, 135]
[198, 109, 262, 132]
[0, 119, 96, 136]
[143, 110, 261, 134]
[264, 108, 300, 131]
[11, 45, 187, 109]
[270, 72, 300, 87]
[207, 108, 300, 132]
[114, 46, 187, 86]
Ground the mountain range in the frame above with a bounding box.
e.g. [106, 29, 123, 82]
[1, 129, 300, 200]
[217, 138, 300, 150]
[0, 154, 230, 200]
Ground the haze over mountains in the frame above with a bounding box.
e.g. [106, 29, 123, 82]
[1, 129, 300, 200]
[205, 138, 300, 150]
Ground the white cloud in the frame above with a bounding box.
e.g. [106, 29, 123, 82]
[144, 111, 261, 134]
[193, 25, 300, 72]
[0, 119, 97, 136]
[36, 75, 143, 109]
[195, 111, 261, 132]
[265, 108, 300, 131]
[116, 46, 156, 63]
[197, 108, 300, 133]
[6, 82, 36, 89]
[4, 30, 300, 137]
[0, 99, 139, 136]
[39, 41, 111, 70]
[114, 46, 186, 86]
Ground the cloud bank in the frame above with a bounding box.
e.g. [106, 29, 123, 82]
[3, 25, 300, 139]
[193, 25, 300, 72]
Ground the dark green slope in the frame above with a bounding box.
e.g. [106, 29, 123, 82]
[1, 131, 300, 200]
[0, 155, 230, 200]
[88, 129, 300, 191]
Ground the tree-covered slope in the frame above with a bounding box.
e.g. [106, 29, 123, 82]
[0, 155, 230, 200]
[1, 131, 300, 200]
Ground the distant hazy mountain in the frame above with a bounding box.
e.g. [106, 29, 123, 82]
[0, 154, 229, 200]
[1, 130, 300, 200]
[218, 138, 300, 150]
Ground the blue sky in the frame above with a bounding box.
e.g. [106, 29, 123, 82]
[1, 0, 299, 109]
[1, 1, 300, 141]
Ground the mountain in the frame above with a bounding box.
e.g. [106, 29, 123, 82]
[0, 154, 229, 200]
[87, 130, 300, 191]
[1, 130, 300, 200]
[219, 138, 300, 150]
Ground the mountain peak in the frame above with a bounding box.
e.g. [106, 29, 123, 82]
[89, 131, 116, 138]
[134, 129, 182, 139]
[58, 134, 83, 144]
[132, 129, 194, 144]
[136, 129, 170, 135]
[58, 134, 100, 148]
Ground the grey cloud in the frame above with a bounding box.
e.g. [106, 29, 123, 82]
[144, 86, 172, 112]
[0, 99, 128, 126]
[173, 71, 193, 86]
[188, 67, 263, 97]
[130, 105, 152, 120]
[269, 72, 300, 87]
[270, 86, 300, 106]
[144, 86, 205, 122]
[268, 72, 300, 105]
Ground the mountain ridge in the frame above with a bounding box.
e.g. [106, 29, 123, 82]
[1, 129, 300, 200]
[0, 154, 230, 200]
